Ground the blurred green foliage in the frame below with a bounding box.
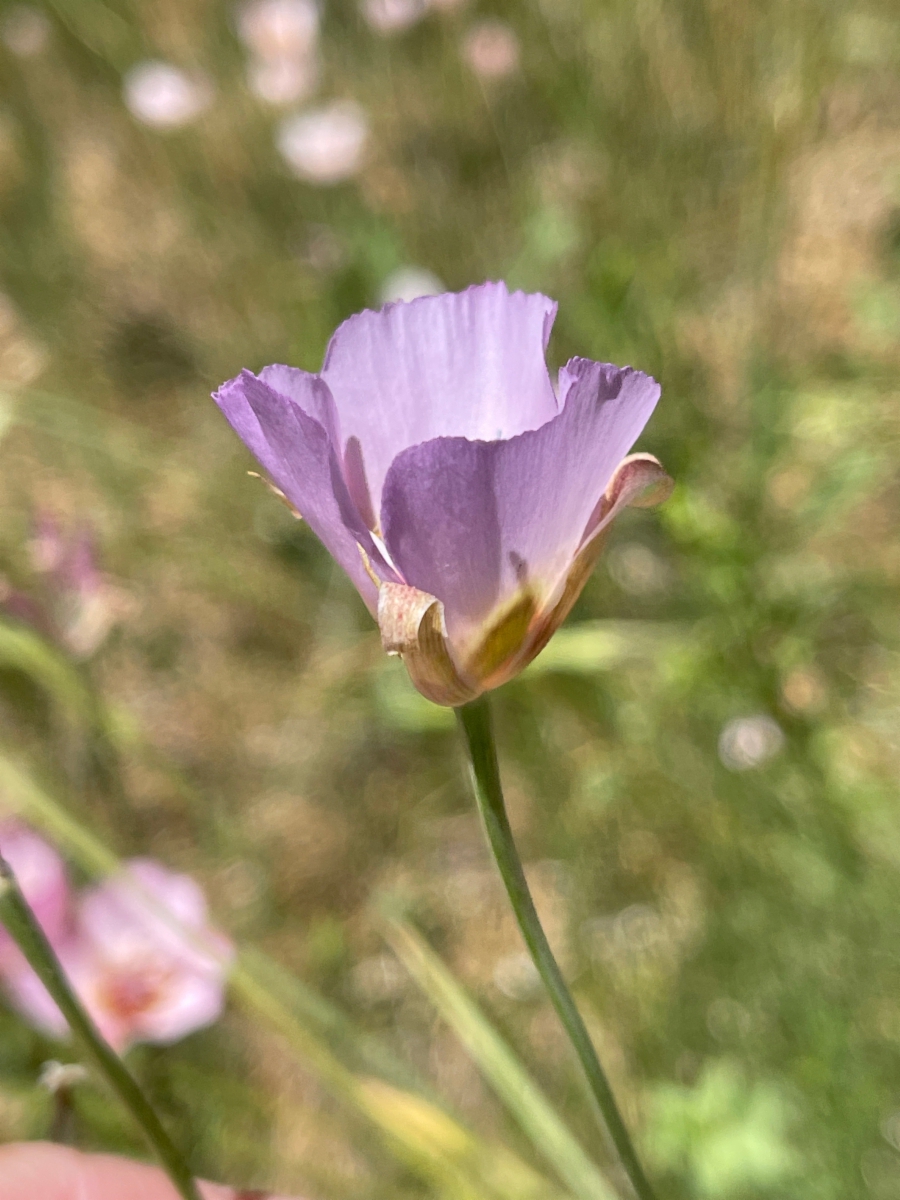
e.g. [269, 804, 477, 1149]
[1, 0, 900, 1197]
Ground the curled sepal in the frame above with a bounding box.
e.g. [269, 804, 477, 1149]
[606, 452, 673, 511]
[581, 452, 673, 543]
[377, 583, 480, 707]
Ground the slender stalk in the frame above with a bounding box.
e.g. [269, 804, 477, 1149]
[0, 855, 202, 1200]
[455, 695, 658, 1200]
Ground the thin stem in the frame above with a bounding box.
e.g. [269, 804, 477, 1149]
[455, 695, 658, 1200]
[0, 855, 202, 1200]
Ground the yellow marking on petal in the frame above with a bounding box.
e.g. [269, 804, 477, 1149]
[463, 590, 538, 686]
[517, 532, 610, 672]
[357, 544, 382, 590]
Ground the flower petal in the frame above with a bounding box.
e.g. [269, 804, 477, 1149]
[133, 970, 227, 1045]
[214, 369, 391, 612]
[321, 282, 559, 513]
[503, 452, 674, 682]
[380, 360, 661, 655]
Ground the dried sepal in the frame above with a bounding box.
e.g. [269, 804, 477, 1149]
[605, 452, 673, 511]
[377, 583, 479, 707]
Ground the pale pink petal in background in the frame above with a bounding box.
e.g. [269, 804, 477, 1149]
[0, 854, 234, 1053]
[361, 0, 428, 35]
[237, 0, 319, 61]
[276, 101, 369, 184]
[0, 1142, 302, 1200]
[71, 859, 235, 1050]
[2, 940, 86, 1040]
[461, 20, 520, 80]
[0, 821, 71, 968]
[247, 54, 319, 106]
[123, 61, 213, 130]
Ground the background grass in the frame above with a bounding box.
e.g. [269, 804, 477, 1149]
[2, 0, 900, 1197]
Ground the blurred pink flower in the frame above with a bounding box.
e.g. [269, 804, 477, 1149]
[237, 0, 320, 107]
[237, 0, 319, 60]
[123, 61, 212, 130]
[276, 101, 369, 184]
[0, 821, 70, 970]
[462, 20, 520, 80]
[1, 512, 131, 658]
[361, 0, 428, 35]
[3, 859, 234, 1052]
[247, 54, 319, 106]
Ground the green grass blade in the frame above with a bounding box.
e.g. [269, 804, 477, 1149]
[383, 917, 620, 1200]
[0, 620, 96, 724]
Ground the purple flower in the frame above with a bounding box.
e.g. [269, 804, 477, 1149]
[214, 282, 671, 704]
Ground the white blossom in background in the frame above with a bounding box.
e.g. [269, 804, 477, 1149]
[276, 101, 369, 184]
[361, 0, 427, 35]
[0, 5, 51, 57]
[247, 54, 318, 106]
[237, 0, 319, 60]
[461, 19, 520, 80]
[379, 266, 445, 305]
[718, 715, 785, 771]
[123, 61, 212, 130]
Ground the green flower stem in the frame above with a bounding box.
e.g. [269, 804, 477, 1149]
[0, 855, 202, 1200]
[455, 695, 657, 1200]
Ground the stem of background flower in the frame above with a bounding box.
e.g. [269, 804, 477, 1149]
[455, 695, 658, 1200]
[0, 855, 202, 1200]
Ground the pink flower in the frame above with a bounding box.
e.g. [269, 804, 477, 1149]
[276, 101, 369, 184]
[237, 0, 321, 107]
[1, 512, 130, 658]
[123, 61, 212, 130]
[0, 821, 70, 970]
[361, 0, 428, 35]
[247, 54, 319, 106]
[237, 0, 319, 60]
[3, 859, 234, 1052]
[461, 20, 520, 80]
